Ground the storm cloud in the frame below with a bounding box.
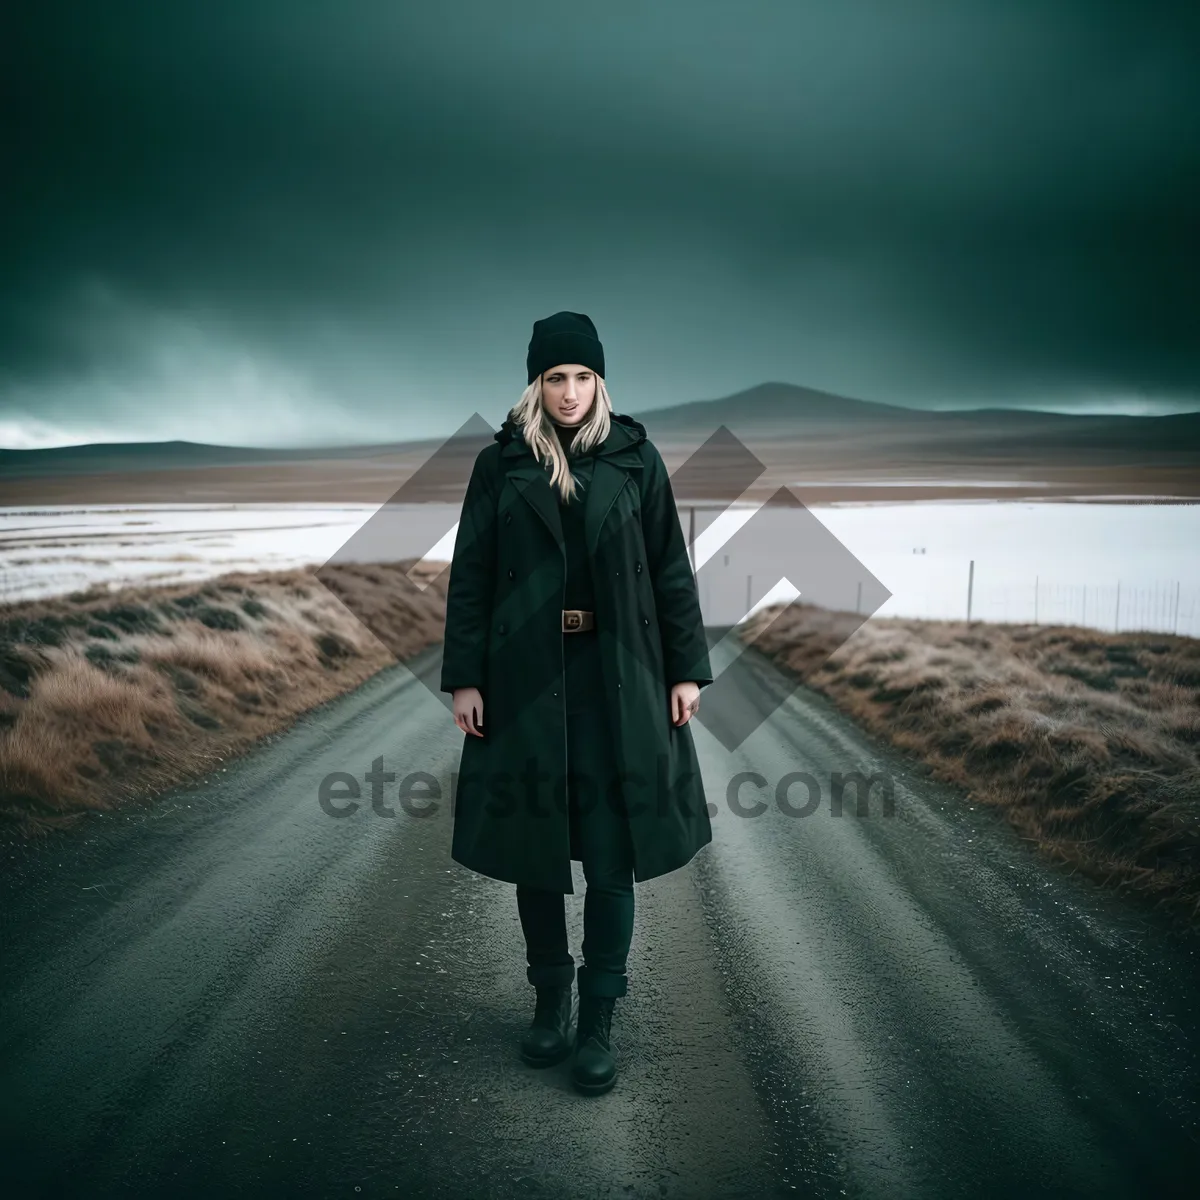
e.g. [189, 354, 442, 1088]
[4, 0, 1199, 446]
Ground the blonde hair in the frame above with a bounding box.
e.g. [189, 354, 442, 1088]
[507, 372, 613, 503]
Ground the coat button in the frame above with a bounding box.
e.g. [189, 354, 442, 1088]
[505, 513, 512, 525]
[508, 567, 515, 579]
[635, 561, 642, 574]
[498, 624, 507, 634]
[642, 617, 649, 626]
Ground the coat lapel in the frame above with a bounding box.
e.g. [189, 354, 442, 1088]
[501, 420, 645, 559]
[506, 462, 564, 555]
[583, 449, 641, 556]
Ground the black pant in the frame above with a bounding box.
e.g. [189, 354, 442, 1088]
[516, 629, 635, 999]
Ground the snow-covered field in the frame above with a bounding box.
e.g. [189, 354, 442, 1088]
[0, 504, 391, 602]
[2, 498, 1198, 638]
[696, 498, 1200, 637]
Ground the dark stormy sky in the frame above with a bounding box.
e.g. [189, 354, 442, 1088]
[4, 1, 1199, 448]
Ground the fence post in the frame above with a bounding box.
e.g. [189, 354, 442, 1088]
[1034, 575, 1038, 625]
[1173, 580, 1181, 635]
[1115, 580, 1121, 632]
[966, 560, 974, 623]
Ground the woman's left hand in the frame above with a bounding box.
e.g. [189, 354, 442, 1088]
[670, 681, 701, 726]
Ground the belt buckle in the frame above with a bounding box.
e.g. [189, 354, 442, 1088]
[563, 610, 582, 631]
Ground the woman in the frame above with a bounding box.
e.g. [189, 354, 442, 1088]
[440, 310, 713, 1095]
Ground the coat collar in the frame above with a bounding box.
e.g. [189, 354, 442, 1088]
[496, 412, 647, 557]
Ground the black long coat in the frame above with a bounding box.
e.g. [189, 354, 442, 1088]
[439, 412, 714, 894]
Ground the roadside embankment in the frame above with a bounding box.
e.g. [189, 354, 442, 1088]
[6, 566, 1198, 931]
[739, 605, 1200, 928]
[0, 562, 448, 841]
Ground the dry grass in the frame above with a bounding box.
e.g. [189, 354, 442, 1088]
[9, 560, 1198, 930]
[740, 605, 1200, 930]
[0, 561, 449, 841]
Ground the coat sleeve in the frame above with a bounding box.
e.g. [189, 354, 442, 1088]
[439, 448, 499, 694]
[639, 442, 714, 689]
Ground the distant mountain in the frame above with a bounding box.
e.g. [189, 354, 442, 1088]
[2, 385, 1197, 480]
[0, 437, 427, 480]
[633, 381, 920, 428]
[631, 382, 1200, 451]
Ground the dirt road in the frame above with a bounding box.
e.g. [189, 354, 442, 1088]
[1, 640, 1196, 1198]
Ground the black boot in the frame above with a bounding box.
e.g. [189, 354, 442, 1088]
[519, 984, 576, 1067]
[571, 993, 617, 1094]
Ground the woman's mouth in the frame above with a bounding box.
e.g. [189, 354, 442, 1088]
[561, 405, 577, 416]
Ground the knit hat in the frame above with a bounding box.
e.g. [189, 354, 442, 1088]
[526, 311, 605, 385]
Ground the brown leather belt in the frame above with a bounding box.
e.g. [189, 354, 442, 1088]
[562, 609, 595, 632]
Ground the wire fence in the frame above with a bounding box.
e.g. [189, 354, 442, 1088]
[683, 507, 1200, 639]
[707, 566, 1200, 639]
[967, 572, 1199, 637]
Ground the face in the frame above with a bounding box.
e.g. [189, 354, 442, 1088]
[541, 364, 597, 426]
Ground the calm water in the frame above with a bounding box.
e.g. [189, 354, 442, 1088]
[2, 499, 1197, 637]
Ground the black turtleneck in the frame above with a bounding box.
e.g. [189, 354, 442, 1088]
[552, 420, 580, 450]
[551, 420, 595, 610]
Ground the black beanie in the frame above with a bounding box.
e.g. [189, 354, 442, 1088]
[526, 311, 605, 385]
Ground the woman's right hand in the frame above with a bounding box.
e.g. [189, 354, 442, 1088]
[452, 687, 485, 737]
